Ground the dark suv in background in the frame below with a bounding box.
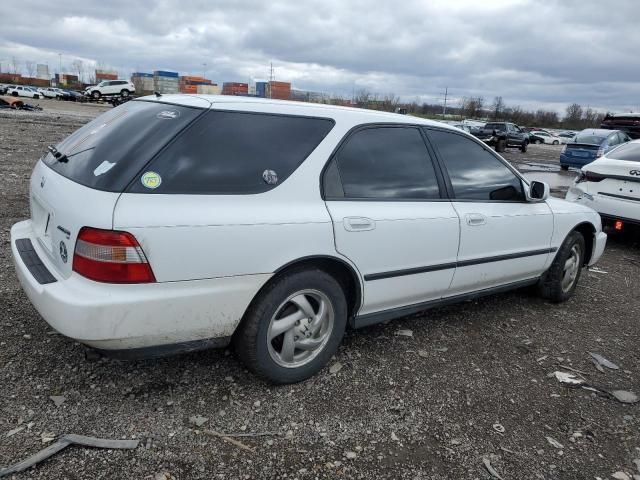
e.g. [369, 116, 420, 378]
[472, 122, 529, 153]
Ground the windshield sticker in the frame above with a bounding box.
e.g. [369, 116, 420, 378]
[141, 171, 162, 189]
[93, 160, 116, 177]
[263, 169, 278, 185]
[157, 110, 180, 120]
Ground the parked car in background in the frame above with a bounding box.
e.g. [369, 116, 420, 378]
[38, 87, 64, 99]
[566, 139, 640, 232]
[7, 86, 41, 99]
[558, 131, 577, 140]
[601, 113, 640, 139]
[84, 80, 135, 99]
[528, 131, 561, 145]
[560, 129, 631, 170]
[472, 121, 529, 152]
[0, 84, 10, 94]
[11, 95, 606, 383]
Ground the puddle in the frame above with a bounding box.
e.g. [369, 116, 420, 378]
[522, 170, 577, 194]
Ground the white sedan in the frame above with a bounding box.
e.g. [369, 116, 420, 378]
[7, 86, 41, 99]
[566, 139, 640, 232]
[11, 95, 606, 383]
[530, 131, 563, 145]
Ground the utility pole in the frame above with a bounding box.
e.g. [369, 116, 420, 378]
[442, 87, 448, 119]
[269, 62, 273, 98]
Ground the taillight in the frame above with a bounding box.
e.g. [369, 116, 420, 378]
[73, 227, 156, 283]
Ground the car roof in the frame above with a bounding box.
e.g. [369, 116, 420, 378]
[577, 128, 617, 136]
[138, 94, 459, 129]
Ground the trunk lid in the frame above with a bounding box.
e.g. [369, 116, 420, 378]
[564, 143, 600, 160]
[582, 158, 640, 201]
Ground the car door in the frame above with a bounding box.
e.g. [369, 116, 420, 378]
[424, 127, 554, 294]
[323, 125, 460, 317]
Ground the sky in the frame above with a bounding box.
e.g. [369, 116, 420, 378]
[1, 0, 639, 114]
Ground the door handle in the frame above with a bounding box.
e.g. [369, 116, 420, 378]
[344, 217, 376, 232]
[465, 213, 487, 226]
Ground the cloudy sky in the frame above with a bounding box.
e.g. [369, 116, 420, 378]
[1, 0, 638, 113]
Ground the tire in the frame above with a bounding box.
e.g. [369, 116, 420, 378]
[233, 268, 348, 384]
[91, 90, 101, 99]
[520, 141, 528, 153]
[535, 139, 542, 144]
[11, 92, 18, 97]
[120, 89, 130, 97]
[537, 231, 585, 303]
[560, 165, 569, 171]
[33, 94, 39, 99]
[495, 138, 507, 153]
[553, 140, 559, 145]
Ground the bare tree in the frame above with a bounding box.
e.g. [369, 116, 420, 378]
[564, 103, 583, 129]
[491, 96, 504, 120]
[10, 56, 20, 74]
[461, 96, 484, 119]
[354, 89, 372, 108]
[72, 59, 84, 82]
[25, 61, 36, 78]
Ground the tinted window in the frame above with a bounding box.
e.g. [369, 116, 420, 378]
[329, 127, 440, 200]
[608, 142, 640, 162]
[130, 111, 334, 194]
[427, 129, 525, 201]
[485, 123, 506, 131]
[43, 100, 203, 191]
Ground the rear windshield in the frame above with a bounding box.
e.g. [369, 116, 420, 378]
[42, 100, 203, 191]
[127, 111, 334, 194]
[608, 142, 640, 162]
[574, 133, 606, 144]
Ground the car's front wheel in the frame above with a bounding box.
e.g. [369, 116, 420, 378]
[553, 140, 559, 145]
[538, 231, 585, 302]
[120, 89, 130, 97]
[92, 90, 101, 99]
[234, 268, 347, 384]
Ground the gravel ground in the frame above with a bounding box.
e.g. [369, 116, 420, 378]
[1, 104, 639, 480]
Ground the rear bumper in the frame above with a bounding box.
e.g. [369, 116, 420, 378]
[11, 219, 270, 351]
[566, 186, 640, 226]
[559, 153, 594, 168]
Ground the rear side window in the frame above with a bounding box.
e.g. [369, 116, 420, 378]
[608, 142, 640, 162]
[43, 101, 203, 191]
[427, 129, 524, 201]
[129, 111, 334, 194]
[327, 126, 441, 200]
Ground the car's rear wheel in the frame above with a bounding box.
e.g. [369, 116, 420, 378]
[537, 231, 585, 303]
[560, 165, 569, 171]
[233, 268, 347, 384]
[495, 138, 507, 153]
[520, 141, 528, 153]
[92, 90, 101, 99]
[553, 140, 559, 145]
[120, 89, 130, 97]
[534, 139, 542, 144]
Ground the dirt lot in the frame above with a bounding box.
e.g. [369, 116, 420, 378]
[1, 103, 639, 479]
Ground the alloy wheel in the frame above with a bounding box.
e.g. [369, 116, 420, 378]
[561, 244, 581, 292]
[267, 289, 334, 368]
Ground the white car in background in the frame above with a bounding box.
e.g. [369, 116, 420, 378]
[566, 139, 640, 232]
[11, 95, 606, 383]
[529, 130, 561, 145]
[38, 87, 63, 99]
[84, 80, 135, 99]
[7, 86, 41, 99]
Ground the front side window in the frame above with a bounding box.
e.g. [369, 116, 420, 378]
[427, 129, 525, 201]
[129, 111, 334, 194]
[328, 126, 441, 200]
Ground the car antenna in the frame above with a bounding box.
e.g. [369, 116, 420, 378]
[154, 91, 162, 98]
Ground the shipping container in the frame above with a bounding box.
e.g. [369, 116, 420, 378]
[154, 70, 179, 78]
[196, 84, 222, 95]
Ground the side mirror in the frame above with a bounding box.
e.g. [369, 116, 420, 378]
[528, 180, 550, 201]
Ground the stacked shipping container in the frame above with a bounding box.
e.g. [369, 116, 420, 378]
[222, 82, 249, 96]
[153, 71, 179, 94]
[268, 81, 291, 100]
[196, 84, 222, 95]
[96, 69, 118, 82]
[131, 72, 154, 94]
[179, 75, 214, 94]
